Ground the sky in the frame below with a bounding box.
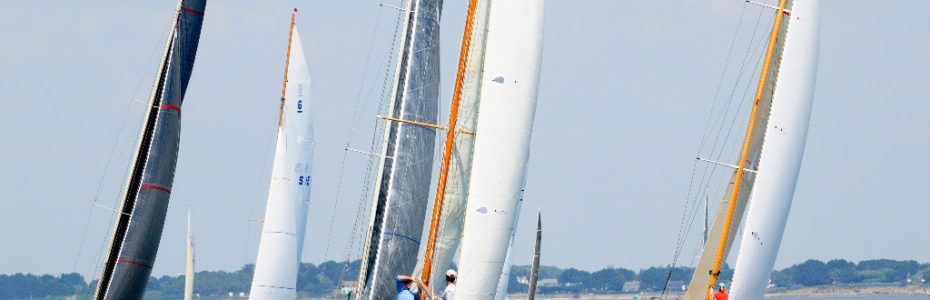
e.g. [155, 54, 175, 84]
[0, 0, 928, 280]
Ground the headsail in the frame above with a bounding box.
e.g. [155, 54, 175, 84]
[730, 0, 820, 298]
[249, 14, 314, 300]
[354, 0, 443, 299]
[455, 0, 545, 298]
[93, 1, 206, 299]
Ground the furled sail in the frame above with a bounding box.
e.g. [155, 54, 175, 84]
[454, 0, 545, 298]
[93, 1, 206, 299]
[185, 209, 195, 300]
[354, 0, 443, 299]
[684, 1, 794, 298]
[249, 17, 314, 300]
[413, 0, 491, 290]
[730, 0, 820, 298]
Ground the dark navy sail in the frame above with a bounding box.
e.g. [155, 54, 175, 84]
[355, 0, 443, 299]
[93, 1, 206, 299]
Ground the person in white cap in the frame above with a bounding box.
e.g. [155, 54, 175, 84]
[436, 269, 456, 300]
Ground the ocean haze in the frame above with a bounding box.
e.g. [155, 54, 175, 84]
[0, 0, 927, 280]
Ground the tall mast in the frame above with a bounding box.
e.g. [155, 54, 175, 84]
[704, 0, 788, 297]
[420, 0, 480, 285]
[279, 10, 296, 127]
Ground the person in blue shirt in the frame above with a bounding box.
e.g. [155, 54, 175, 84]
[396, 275, 435, 300]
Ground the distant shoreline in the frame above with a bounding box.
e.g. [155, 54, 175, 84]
[485, 285, 930, 300]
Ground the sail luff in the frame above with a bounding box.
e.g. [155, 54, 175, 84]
[355, 0, 443, 299]
[455, 0, 545, 297]
[94, 1, 206, 298]
[249, 22, 314, 300]
[729, 0, 819, 298]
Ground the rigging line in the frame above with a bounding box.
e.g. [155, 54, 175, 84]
[665, 4, 766, 296]
[692, 6, 768, 210]
[339, 3, 409, 285]
[323, 3, 388, 261]
[685, 6, 769, 243]
[672, 1, 753, 270]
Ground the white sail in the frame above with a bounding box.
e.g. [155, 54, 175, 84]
[730, 0, 820, 298]
[249, 25, 314, 300]
[494, 203, 522, 300]
[185, 209, 195, 300]
[455, 0, 544, 298]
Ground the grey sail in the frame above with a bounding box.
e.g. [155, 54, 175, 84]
[528, 211, 541, 300]
[93, 1, 206, 299]
[684, 2, 793, 298]
[355, 0, 443, 299]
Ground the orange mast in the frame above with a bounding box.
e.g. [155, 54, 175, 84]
[705, 1, 788, 298]
[420, 0, 480, 285]
[279, 10, 296, 127]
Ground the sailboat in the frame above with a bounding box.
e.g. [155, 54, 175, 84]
[353, 0, 443, 299]
[684, 1, 820, 299]
[453, 0, 545, 298]
[92, 0, 206, 299]
[248, 10, 314, 300]
[185, 209, 195, 300]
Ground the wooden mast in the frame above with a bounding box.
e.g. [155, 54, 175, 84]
[279, 10, 296, 127]
[420, 0, 480, 285]
[704, 1, 788, 298]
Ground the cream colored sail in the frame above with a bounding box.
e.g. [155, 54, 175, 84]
[455, 0, 545, 298]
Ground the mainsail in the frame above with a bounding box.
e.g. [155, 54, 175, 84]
[455, 0, 545, 298]
[685, 0, 819, 299]
[93, 0, 206, 299]
[729, 0, 820, 298]
[354, 0, 443, 299]
[185, 209, 195, 300]
[249, 14, 314, 300]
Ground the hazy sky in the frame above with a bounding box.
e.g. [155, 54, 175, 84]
[0, 0, 927, 280]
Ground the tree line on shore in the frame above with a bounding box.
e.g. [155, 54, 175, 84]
[2, 259, 928, 299]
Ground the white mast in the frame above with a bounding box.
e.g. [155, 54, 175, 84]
[249, 16, 314, 299]
[185, 208, 195, 300]
[455, 0, 544, 298]
[730, 0, 820, 298]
